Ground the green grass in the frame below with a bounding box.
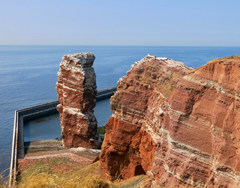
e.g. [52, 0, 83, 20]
[13, 160, 152, 188]
[97, 126, 105, 135]
[17, 160, 113, 188]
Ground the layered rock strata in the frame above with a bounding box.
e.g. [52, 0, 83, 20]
[153, 56, 240, 187]
[100, 54, 240, 187]
[56, 52, 101, 149]
[99, 55, 192, 180]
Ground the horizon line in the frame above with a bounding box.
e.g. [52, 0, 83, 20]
[0, 44, 240, 47]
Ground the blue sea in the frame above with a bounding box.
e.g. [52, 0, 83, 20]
[0, 45, 240, 174]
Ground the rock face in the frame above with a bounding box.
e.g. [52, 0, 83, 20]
[153, 56, 240, 187]
[100, 55, 240, 187]
[99, 55, 192, 180]
[56, 52, 101, 149]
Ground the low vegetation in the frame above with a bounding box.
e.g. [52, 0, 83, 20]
[0, 171, 9, 188]
[97, 126, 105, 140]
[97, 126, 105, 135]
[17, 161, 112, 188]
[207, 55, 240, 64]
[186, 55, 240, 75]
[1, 159, 150, 188]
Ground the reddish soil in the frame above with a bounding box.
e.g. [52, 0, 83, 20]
[18, 153, 92, 173]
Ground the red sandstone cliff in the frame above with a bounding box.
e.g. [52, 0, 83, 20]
[153, 56, 240, 187]
[56, 52, 101, 149]
[100, 55, 240, 187]
[99, 55, 192, 180]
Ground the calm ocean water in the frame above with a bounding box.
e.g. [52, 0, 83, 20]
[0, 45, 239, 174]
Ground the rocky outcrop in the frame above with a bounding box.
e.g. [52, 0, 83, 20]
[100, 54, 240, 187]
[99, 55, 192, 180]
[56, 52, 101, 149]
[153, 56, 240, 187]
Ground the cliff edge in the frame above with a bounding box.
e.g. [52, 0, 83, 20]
[99, 55, 192, 180]
[100, 55, 240, 187]
[153, 56, 240, 187]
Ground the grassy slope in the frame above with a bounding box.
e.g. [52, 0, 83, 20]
[1, 160, 148, 188]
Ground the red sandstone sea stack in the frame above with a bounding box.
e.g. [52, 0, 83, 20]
[100, 55, 240, 187]
[56, 52, 101, 149]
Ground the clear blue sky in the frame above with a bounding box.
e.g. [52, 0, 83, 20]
[0, 0, 239, 46]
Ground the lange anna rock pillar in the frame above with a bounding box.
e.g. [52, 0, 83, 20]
[56, 52, 101, 148]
